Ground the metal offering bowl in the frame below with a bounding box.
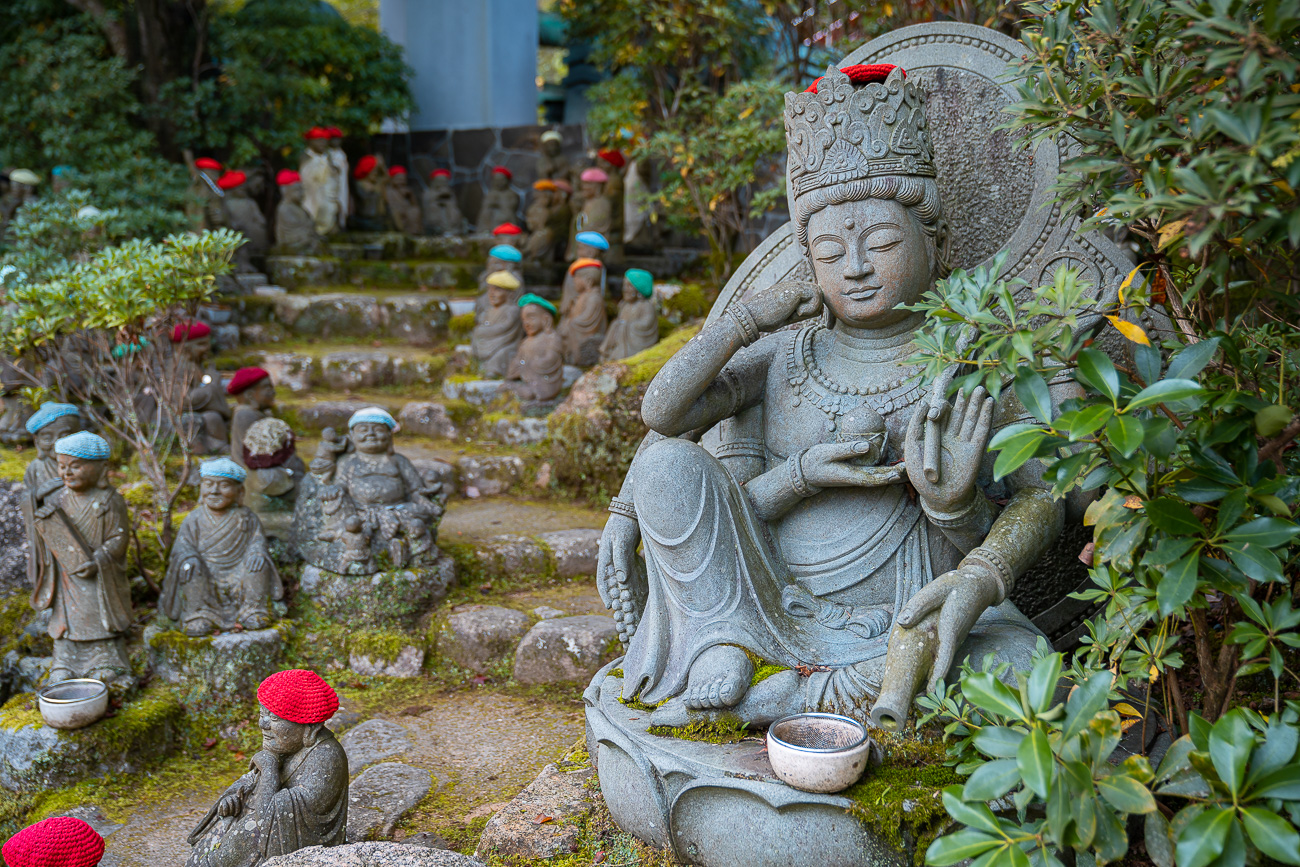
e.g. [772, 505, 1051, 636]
[37, 678, 109, 730]
[766, 712, 872, 793]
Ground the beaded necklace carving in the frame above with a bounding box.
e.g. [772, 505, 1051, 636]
[786, 323, 922, 430]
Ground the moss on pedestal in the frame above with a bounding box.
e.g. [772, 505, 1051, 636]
[647, 715, 751, 745]
[348, 628, 422, 665]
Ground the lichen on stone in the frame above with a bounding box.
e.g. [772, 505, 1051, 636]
[647, 714, 750, 744]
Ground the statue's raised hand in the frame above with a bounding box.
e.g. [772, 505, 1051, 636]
[740, 281, 823, 333]
[904, 384, 994, 513]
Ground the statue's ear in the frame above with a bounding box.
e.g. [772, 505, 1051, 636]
[302, 722, 326, 747]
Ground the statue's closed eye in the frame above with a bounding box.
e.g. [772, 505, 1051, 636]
[813, 240, 846, 261]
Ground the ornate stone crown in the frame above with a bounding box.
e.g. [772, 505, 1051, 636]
[784, 64, 935, 200]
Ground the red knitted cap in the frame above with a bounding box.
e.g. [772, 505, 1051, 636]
[195, 157, 222, 170]
[354, 155, 377, 179]
[257, 669, 338, 724]
[326, 127, 343, 138]
[491, 166, 512, 180]
[3, 816, 105, 867]
[598, 149, 625, 168]
[805, 63, 904, 94]
[389, 165, 407, 176]
[217, 170, 246, 190]
[171, 321, 211, 343]
[276, 169, 301, 186]
[304, 126, 331, 140]
[226, 366, 270, 395]
[431, 169, 451, 178]
[492, 223, 522, 236]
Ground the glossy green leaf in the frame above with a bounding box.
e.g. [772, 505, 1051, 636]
[1097, 772, 1156, 814]
[940, 786, 1003, 836]
[1248, 765, 1300, 800]
[973, 726, 1027, 759]
[963, 758, 1021, 801]
[1027, 653, 1062, 716]
[1146, 811, 1176, 867]
[1221, 542, 1284, 583]
[1067, 404, 1115, 441]
[993, 431, 1049, 481]
[1225, 517, 1300, 548]
[1157, 553, 1199, 617]
[1126, 378, 1203, 411]
[1076, 348, 1120, 402]
[1208, 711, 1254, 796]
[1018, 728, 1053, 797]
[1063, 669, 1113, 742]
[1145, 498, 1205, 536]
[1165, 338, 1220, 381]
[1174, 807, 1234, 867]
[1106, 414, 1145, 458]
[1014, 366, 1054, 424]
[926, 829, 1003, 866]
[962, 673, 1027, 721]
[1241, 807, 1300, 865]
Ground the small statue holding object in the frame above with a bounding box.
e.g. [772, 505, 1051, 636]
[471, 271, 525, 378]
[299, 126, 340, 238]
[186, 669, 347, 867]
[504, 295, 565, 403]
[600, 268, 660, 362]
[274, 170, 321, 255]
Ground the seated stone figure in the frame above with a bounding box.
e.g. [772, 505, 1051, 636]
[476, 244, 525, 311]
[273, 170, 320, 255]
[471, 271, 525, 377]
[477, 166, 520, 232]
[351, 155, 390, 232]
[558, 259, 608, 366]
[187, 669, 347, 867]
[383, 166, 423, 235]
[599, 64, 1070, 731]
[568, 168, 612, 258]
[30, 432, 134, 689]
[171, 321, 231, 455]
[559, 230, 608, 319]
[504, 295, 565, 403]
[162, 458, 283, 637]
[422, 169, 462, 236]
[600, 268, 659, 362]
[220, 171, 268, 272]
[522, 179, 570, 263]
[241, 417, 306, 540]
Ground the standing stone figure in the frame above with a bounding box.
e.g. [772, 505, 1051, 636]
[504, 295, 565, 403]
[186, 669, 347, 867]
[188, 159, 227, 233]
[558, 259, 607, 367]
[162, 458, 283, 637]
[559, 230, 608, 319]
[536, 130, 572, 182]
[568, 168, 612, 258]
[421, 169, 463, 236]
[471, 271, 525, 378]
[171, 322, 232, 455]
[600, 268, 659, 362]
[220, 171, 269, 272]
[351, 155, 390, 231]
[274, 171, 321, 255]
[596, 149, 627, 263]
[476, 167, 520, 232]
[29, 431, 133, 689]
[22, 403, 84, 582]
[383, 166, 423, 235]
[523, 179, 570, 263]
[299, 127, 340, 237]
[326, 127, 349, 231]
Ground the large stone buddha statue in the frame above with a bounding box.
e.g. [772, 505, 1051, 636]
[598, 64, 1070, 730]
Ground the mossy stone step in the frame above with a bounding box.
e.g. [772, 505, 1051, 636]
[143, 623, 292, 712]
[267, 256, 479, 291]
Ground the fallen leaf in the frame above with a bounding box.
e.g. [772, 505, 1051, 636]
[1123, 495, 1143, 509]
[533, 814, 555, 825]
[1107, 315, 1151, 346]
[1078, 541, 1095, 566]
[203, 737, 218, 750]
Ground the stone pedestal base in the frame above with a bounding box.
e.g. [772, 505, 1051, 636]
[583, 661, 911, 867]
[144, 623, 291, 711]
[299, 550, 455, 631]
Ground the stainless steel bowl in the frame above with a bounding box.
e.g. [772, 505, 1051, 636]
[37, 678, 109, 730]
[766, 712, 872, 793]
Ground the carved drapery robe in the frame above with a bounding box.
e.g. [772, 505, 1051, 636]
[299, 151, 338, 237]
[558, 288, 607, 366]
[328, 147, 349, 230]
[600, 297, 659, 362]
[384, 185, 423, 235]
[505, 331, 564, 402]
[471, 301, 524, 378]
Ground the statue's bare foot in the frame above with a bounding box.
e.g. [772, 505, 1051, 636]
[684, 645, 753, 710]
[648, 669, 805, 728]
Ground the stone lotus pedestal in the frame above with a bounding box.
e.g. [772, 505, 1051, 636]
[299, 554, 455, 631]
[144, 623, 292, 711]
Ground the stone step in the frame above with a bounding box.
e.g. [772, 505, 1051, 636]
[325, 230, 499, 262]
[256, 345, 446, 392]
[440, 367, 582, 406]
[267, 256, 479, 292]
[233, 271, 269, 290]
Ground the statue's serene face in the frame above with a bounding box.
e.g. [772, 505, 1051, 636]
[259, 706, 307, 756]
[352, 422, 392, 454]
[521, 306, 552, 336]
[57, 455, 102, 492]
[576, 243, 602, 261]
[488, 286, 508, 308]
[622, 283, 638, 303]
[392, 174, 409, 191]
[575, 271, 599, 294]
[805, 198, 931, 329]
[243, 379, 276, 410]
[200, 477, 241, 511]
[581, 180, 601, 199]
[36, 418, 80, 456]
[284, 183, 304, 204]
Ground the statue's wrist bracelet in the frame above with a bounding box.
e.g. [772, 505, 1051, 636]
[789, 449, 822, 498]
[608, 497, 637, 521]
[725, 303, 760, 346]
[923, 494, 993, 529]
[960, 546, 1013, 604]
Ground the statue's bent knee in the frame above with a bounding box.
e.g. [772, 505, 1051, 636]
[632, 437, 723, 533]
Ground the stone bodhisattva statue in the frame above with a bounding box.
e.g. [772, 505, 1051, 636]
[162, 458, 283, 637]
[299, 127, 339, 238]
[29, 432, 134, 689]
[558, 259, 607, 367]
[219, 171, 268, 272]
[536, 130, 571, 183]
[600, 64, 1069, 730]
[422, 169, 463, 236]
[471, 271, 525, 378]
[274, 171, 321, 255]
[559, 231, 608, 319]
[171, 322, 232, 455]
[477, 167, 520, 233]
[384, 166, 423, 236]
[187, 669, 347, 867]
[504, 295, 565, 403]
[23, 403, 85, 590]
[600, 268, 659, 362]
[295, 407, 442, 574]
[568, 168, 612, 258]
[351, 155, 389, 232]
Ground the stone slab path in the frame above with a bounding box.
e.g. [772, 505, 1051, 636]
[439, 497, 607, 540]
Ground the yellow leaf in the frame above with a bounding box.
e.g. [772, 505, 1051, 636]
[1117, 264, 1143, 304]
[1107, 315, 1151, 346]
[1275, 179, 1296, 197]
[738, 106, 755, 120]
[1156, 220, 1188, 251]
[1123, 495, 1143, 509]
[1114, 702, 1143, 718]
[1149, 665, 1160, 683]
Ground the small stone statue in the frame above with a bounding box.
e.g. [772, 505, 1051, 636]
[3, 816, 105, 867]
[421, 169, 463, 236]
[274, 170, 321, 255]
[491, 222, 525, 249]
[30, 431, 133, 690]
[471, 271, 525, 377]
[523, 179, 570, 263]
[505, 295, 565, 403]
[350, 155, 390, 232]
[477, 243, 524, 300]
[536, 130, 572, 182]
[477, 166, 520, 232]
[161, 458, 283, 636]
[299, 126, 340, 237]
[241, 417, 305, 540]
[560, 230, 609, 319]
[22, 403, 84, 582]
[558, 259, 608, 367]
[383, 166, 423, 235]
[187, 669, 347, 866]
[569, 168, 612, 258]
[600, 268, 659, 362]
[219, 171, 268, 272]
[171, 322, 232, 455]
[297, 407, 443, 573]
[187, 159, 227, 233]
[326, 127, 349, 231]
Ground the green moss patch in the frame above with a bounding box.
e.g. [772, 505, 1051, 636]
[0, 447, 33, 483]
[348, 628, 423, 665]
[647, 714, 751, 744]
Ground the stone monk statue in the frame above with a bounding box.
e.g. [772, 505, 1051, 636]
[559, 231, 608, 320]
[558, 259, 607, 367]
[471, 271, 525, 378]
[422, 169, 463, 236]
[171, 321, 232, 455]
[598, 64, 1070, 731]
[383, 166, 423, 235]
[299, 127, 339, 238]
[274, 171, 321, 255]
[187, 669, 347, 866]
[162, 458, 283, 637]
[600, 268, 659, 362]
[29, 431, 134, 690]
[21, 403, 85, 567]
[504, 295, 565, 403]
[476, 167, 520, 233]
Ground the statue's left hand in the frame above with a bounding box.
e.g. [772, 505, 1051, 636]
[71, 560, 98, 580]
[895, 565, 1000, 692]
[904, 384, 994, 513]
[246, 552, 269, 574]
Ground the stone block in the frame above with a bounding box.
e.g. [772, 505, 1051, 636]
[342, 260, 414, 287]
[341, 719, 413, 774]
[295, 400, 382, 432]
[261, 842, 483, 866]
[350, 645, 426, 678]
[260, 352, 318, 393]
[537, 529, 602, 578]
[277, 294, 386, 340]
[480, 535, 548, 576]
[0, 482, 30, 599]
[483, 416, 547, 446]
[411, 261, 476, 290]
[436, 605, 530, 674]
[144, 624, 289, 710]
[346, 762, 433, 842]
[298, 553, 456, 631]
[239, 322, 290, 345]
[475, 764, 596, 861]
[387, 297, 452, 345]
[399, 402, 458, 440]
[440, 379, 503, 406]
[320, 351, 394, 390]
[266, 256, 340, 290]
[457, 455, 525, 497]
[210, 323, 241, 352]
[512, 616, 619, 686]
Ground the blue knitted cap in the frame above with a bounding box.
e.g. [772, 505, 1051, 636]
[25, 403, 81, 435]
[489, 244, 523, 263]
[575, 231, 609, 251]
[348, 406, 397, 429]
[200, 457, 246, 483]
[54, 431, 110, 461]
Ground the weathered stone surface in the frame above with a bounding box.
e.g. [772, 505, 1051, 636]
[262, 842, 483, 867]
[0, 481, 29, 599]
[475, 763, 596, 861]
[341, 719, 413, 774]
[144, 624, 289, 710]
[299, 553, 456, 631]
[457, 455, 524, 497]
[350, 645, 425, 678]
[346, 762, 433, 842]
[266, 256, 340, 290]
[537, 529, 601, 578]
[401, 832, 450, 849]
[295, 400, 382, 432]
[399, 402, 459, 439]
[478, 535, 547, 576]
[272, 293, 450, 344]
[319, 351, 393, 390]
[440, 379, 503, 406]
[512, 616, 619, 685]
[533, 606, 566, 620]
[483, 416, 547, 446]
[436, 605, 530, 674]
[410, 459, 458, 502]
[260, 352, 318, 393]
